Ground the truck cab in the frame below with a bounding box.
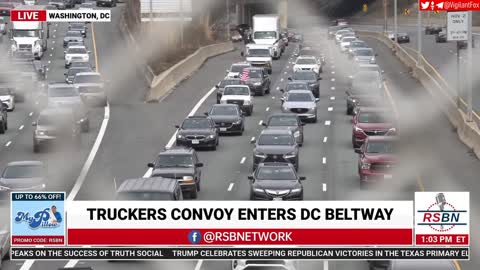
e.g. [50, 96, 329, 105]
[252, 14, 285, 60]
[10, 6, 49, 60]
[243, 44, 273, 74]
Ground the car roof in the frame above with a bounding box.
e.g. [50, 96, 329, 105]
[287, 90, 313, 95]
[293, 70, 316, 74]
[244, 67, 264, 71]
[297, 55, 316, 59]
[358, 63, 380, 68]
[67, 46, 86, 49]
[211, 104, 240, 108]
[232, 62, 250, 66]
[366, 136, 399, 142]
[260, 129, 293, 135]
[117, 177, 178, 193]
[48, 83, 75, 88]
[159, 146, 194, 155]
[6, 161, 44, 167]
[268, 113, 299, 118]
[225, 84, 249, 88]
[75, 72, 100, 76]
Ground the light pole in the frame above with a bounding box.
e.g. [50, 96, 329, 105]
[383, 0, 388, 34]
[226, 0, 230, 41]
[394, 0, 398, 43]
[417, 8, 423, 67]
[179, 0, 184, 49]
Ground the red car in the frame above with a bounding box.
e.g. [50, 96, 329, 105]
[356, 136, 397, 187]
[352, 107, 397, 148]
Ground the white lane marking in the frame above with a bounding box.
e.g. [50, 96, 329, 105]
[29, 112, 33, 117]
[51, 47, 54, 51]
[330, 96, 335, 100]
[258, 120, 263, 126]
[195, 260, 204, 270]
[280, 78, 284, 82]
[54, 29, 56, 32]
[331, 65, 335, 69]
[227, 183, 234, 191]
[324, 260, 329, 270]
[323, 136, 328, 143]
[251, 136, 255, 142]
[331, 71, 335, 74]
[19, 261, 35, 270]
[5, 141, 11, 147]
[330, 78, 335, 82]
[272, 96, 275, 99]
[49, 54, 52, 57]
[322, 157, 326, 164]
[52, 40, 55, 43]
[325, 120, 331, 126]
[323, 183, 327, 192]
[331, 86, 335, 90]
[266, 107, 270, 112]
[240, 157, 246, 164]
[19, 125, 24, 130]
[284, 71, 288, 74]
[328, 107, 333, 111]
[276, 87, 280, 90]
[67, 104, 110, 201]
[53, 35, 56, 38]
[64, 260, 79, 268]
[286, 66, 289, 69]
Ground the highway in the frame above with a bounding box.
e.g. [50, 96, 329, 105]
[0, 4, 479, 270]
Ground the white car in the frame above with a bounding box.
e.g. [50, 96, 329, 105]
[73, 72, 108, 107]
[232, 260, 297, 270]
[293, 56, 321, 74]
[0, 87, 14, 111]
[64, 46, 90, 68]
[335, 29, 354, 43]
[226, 62, 251, 79]
[0, 17, 6, 35]
[339, 36, 357, 52]
[220, 85, 253, 116]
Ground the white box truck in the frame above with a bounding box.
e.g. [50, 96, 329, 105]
[252, 14, 285, 60]
[9, 5, 49, 60]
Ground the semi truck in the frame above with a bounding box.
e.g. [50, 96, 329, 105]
[9, 5, 49, 60]
[251, 14, 284, 60]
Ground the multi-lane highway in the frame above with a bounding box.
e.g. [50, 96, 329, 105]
[1, 4, 479, 270]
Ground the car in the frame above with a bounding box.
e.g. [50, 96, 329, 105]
[64, 45, 90, 68]
[348, 70, 384, 93]
[96, 0, 116, 7]
[0, 102, 7, 134]
[232, 260, 297, 270]
[248, 163, 306, 200]
[32, 108, 82, 152]
[339, 36, 357, 53]
[356, 136, 397, 188]
[63, 31, 84, 48]
[425, 24, 443, 35]
[68, 23, 87, 38]
[352, 48, 377, 65]
[287, 70, 321, 98]
[79, 2, 94, 9]
[0, 87, 14, 111]
[0, 161, 46, 196]
[175, 116, 219, 150]
[252, 129, 299, 171]
[226, 62, 251, 79]
[367, 260, 391, 270]
[220, 85, 253, 116]
[63, 0, 75, 8]
[215, 78, 244, 103]
[116, 177, 184, 201]
[240, 67, 271, 96]
[0, 227, 10, 268]
[263, 113, 305, 146]
[48, 0, 66, 9]
[396, 32, 410, 43]
[67, 41, 87, 50]
[73, 72, 107, 107]
[146, 146, 203, 199]
[64, 66, 93, 84]
[436, 30, 447, 43]
[292, 34, 303, 42]
[347, 40, 368, 57]
[352, 107, 397, 149]
[243, 45, 273, 74]
[280, 90, 319, 123]
[280, 82, 310, 97]
[386, 31, 395, 40]
[328, 25, 352, 39]
[346, 94, 384, 115]
[70, 60, 94, 69]
[297, 46, 320, 57]
[0, 3, 14, 15]
[335, 29, 355, 43]
[293, 56, 322, 74]
[206, 104, 245, 135]
[280, 32, 289, 46]
[231, 30, 243, 42]
[46, 83, 89, 132]
[0, 17, 7, 35]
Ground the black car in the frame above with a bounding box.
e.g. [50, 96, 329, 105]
[147, 147, 203, 199]
[241, 67, 271, 96]
[206, 104, 244, 135]
[215, 78, 244, 103]
[263, 113, 305, 146]
[288, 70, 321, 98]
[425, 25, 443, 35]
[175, 116, 219, 150]
[248, 162, 306, 200]
[96, 0, 116, 7]
[68, 23, 87, 38]
[63, 0, 75, 9]
[367, 260, 391, 270]
[436, 31, 447, 43]
[0, 102, 7, 134]
[396, 33, 410, 43]
[116, 177, 183, 201]
[252, 129, 299, 172]
[63, 31, 83, 47]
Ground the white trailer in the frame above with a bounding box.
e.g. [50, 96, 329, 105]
[252, 14, 284, 60]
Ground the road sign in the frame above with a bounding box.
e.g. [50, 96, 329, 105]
[447, 11, 468, 41]
[363, 3, 368, 13]
[404, 8, 410, 15]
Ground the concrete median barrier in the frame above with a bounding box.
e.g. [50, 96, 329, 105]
[358, 30, 480, 159]
[147, 42, 235, 102]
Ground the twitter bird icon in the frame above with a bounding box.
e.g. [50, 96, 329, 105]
[421, 1, 430, 9]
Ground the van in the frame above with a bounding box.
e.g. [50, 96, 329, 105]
[116, 177, 183, 200]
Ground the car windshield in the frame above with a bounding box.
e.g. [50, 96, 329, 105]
[287, 92, 313, 102]
[255, 167, 296, 180]
[38, 114, 72, 126]
[366, 141, 396, 154]
[341, 32, 355, 38]
[224, 87, 249, 96]
[293, 72, 316, 80]
[3, 165, 44, 178]
[342, 37, 356, 42]
[70, 62, 90, 68]
[74, 74, 102, 84]
[48, 87, 78, 97]
[12, 30, 38, 37]
[0, 88, 10, 95]
[231, 65, 249, 73]
[68, 68, 90, 76]
[67, 48, 87, 54]
[253, 31, 276, 39]
[355, 49, 374, 56]
[296, 58, 316, 65]
[258, 134, 294, 145]
[358, 112, 391, 123]
[248, 49, 270, 57]
[246, 69, 263, 78]
[182, 119, 211, 129]
[210, 106, 238, 116]
[268, 116, 298, 126]
[117, 192, 172, 201]
[286, 83, 308, 91]
[66, 31, 82, 37]
[351, 42, 366, 48]
[68, 42, 84, 47]
[156, 154, 193, 168]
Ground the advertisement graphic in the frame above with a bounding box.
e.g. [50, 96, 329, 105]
[11, 192, 66, 246]
[415, 192, 469, 245]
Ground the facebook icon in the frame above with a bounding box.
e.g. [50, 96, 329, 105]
[188, 230, 202, 244]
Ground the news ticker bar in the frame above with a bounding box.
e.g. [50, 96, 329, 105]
[10, 247, 470, 260]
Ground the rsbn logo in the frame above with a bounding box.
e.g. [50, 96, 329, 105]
[188, 230, 202, 244]
[417, 193, 467, 232]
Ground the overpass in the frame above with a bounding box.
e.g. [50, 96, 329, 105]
[233, 0, 289, 29]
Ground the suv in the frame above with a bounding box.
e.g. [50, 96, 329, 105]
[252, 129, 299, 171]
[116, 177, 183, 201]
[248, 163, 306, 201]
[64, 46, 89, 68]
[352, 107, 397, 149]
[288, 70, 321, 98]
[207, 104, 245, 135]
[263, 113, 304, 146]
[176, 116, 219, 150]
[293, 56, 322, 74]
[240, 67, 271, 96]
[73, 72, 107, 107]
[356, 136, 397, 188]
[147, 147, 203, 199]
[0, 102, 7, 134]
[32, 108, 81, 153]
[46, 83, 89, 132]
[281, 90, 319, 123]
[215, 77, 244, 104]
